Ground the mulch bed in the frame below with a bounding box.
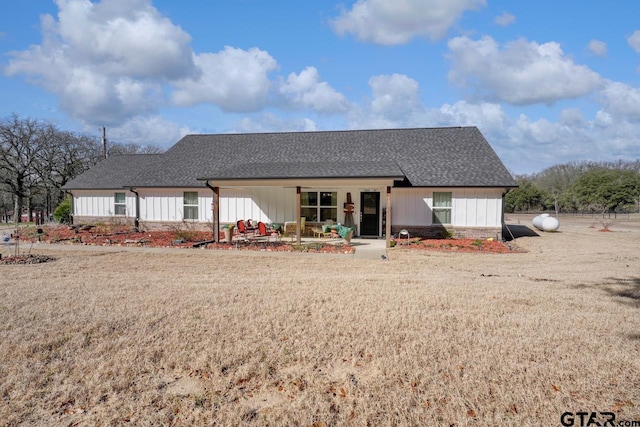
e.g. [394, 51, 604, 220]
[14, 225, 356, 254]
[0, 254, 57, 265]
[392, 237, 518, 253]
[12, 225, 517, 255]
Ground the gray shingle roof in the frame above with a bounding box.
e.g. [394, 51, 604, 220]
[64, 127, 516, 189]
[62, 154, 163, 190]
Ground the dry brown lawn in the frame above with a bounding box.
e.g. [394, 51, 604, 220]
[1, 214, 639, 426]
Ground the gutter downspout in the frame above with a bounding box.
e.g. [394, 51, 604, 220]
[129, 187, 140, 231]
[205, 181, 219, 243]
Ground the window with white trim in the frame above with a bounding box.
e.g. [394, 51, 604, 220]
[301, 191, 337, 222]
[114, 192, 126, 215]
[183, 192, 199, 220]
[432, 192, 452, 224]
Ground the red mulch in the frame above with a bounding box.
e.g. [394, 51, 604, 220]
[392, 237, 518, 253]
[15, 225, 355, 254]
[14, 225, 517, 254]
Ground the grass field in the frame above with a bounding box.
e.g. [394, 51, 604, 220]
[1, 214, 639, 426]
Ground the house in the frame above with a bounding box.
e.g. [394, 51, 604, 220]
[63, 127, 517, 246]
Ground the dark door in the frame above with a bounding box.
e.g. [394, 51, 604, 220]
[360, 192, 380, 236]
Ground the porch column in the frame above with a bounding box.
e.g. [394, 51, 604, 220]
[213, 186, 220, 243]
[386, 186, 392, 248]
[296, 186, 302, 244]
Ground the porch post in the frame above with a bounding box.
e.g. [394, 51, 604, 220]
[386, 186, 392, 248]
[296, 186, 302, 245]
[213, 186, 220, 243]
[206, 181, 220, 243]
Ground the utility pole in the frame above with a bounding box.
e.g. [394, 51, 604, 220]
[102, 126, 107, 160]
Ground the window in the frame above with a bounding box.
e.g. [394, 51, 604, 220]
[301, 191, 337, 222]
[114, 192, 126, 215]
[432, 192, 452, 224]
[183, 192, 199, 220]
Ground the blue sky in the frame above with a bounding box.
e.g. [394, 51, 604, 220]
[2, 0, 640, 175]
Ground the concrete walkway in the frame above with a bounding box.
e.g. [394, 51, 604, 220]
[350, 238, 388, 260]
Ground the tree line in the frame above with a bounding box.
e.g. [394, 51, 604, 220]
[505, 160, 640, 215]
[0, 114, 163, 222]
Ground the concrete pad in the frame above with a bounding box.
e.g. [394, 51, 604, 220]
[350, 238, 388, 260]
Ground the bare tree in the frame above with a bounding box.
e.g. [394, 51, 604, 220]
[0, 114, 48, 222]
[33, 128, 102, 213]
[108, 142, 164, 155]
[1, 114, 163, 222]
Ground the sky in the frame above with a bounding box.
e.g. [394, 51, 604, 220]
[1, 0, 640, 175]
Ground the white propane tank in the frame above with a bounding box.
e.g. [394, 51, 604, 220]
[532, 213, 560, 232]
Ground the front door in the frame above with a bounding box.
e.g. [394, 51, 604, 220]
[360, 192, 380, 236]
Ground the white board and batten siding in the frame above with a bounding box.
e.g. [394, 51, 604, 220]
[218, 187, 296, 224]
[74, 187, 359, 225]
[73, 189, 215, 223]
[139, 188, 213, 222]
[391, 188, 503, 227]
[73, 186, 503, 229]
[73, 190, 136, 218]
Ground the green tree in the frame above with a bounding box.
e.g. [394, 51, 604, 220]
[505, 176, 547, 212]
[572, 168, 640, 215]
[53, 196, 71, 224]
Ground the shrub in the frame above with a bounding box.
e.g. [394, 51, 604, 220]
[53, 198, 71, 224]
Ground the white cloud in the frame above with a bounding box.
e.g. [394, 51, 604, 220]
[559, 108, 586, 126]
[369, 74, 423, 119]
[438, 101, 507, 132]
[331, 0, 486, 45]
[587, 39, 607, 57]
[104, 115, 192, 149]
[494, 12, 515, 27]
[597, 81, 640, 121]
[172, 47, 278, 112]
[5, 0, 195, 125]
[447, 36, 604, 105]
[278, 67, 350, 114]
[54, 0, 195, 79]
[628, 30, 640, 54]
[231, 113, 319, 134]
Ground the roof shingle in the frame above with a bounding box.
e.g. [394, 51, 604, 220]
[64, 127, 516, 189]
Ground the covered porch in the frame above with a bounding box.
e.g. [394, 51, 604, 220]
[201, 178, 397, 248]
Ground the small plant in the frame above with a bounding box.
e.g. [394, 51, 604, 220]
[173, 229, 199, 242]
[440, 228, 454, 239]
[53, 198, 72, 224]
[167, 221, 200, 242]
[471, 239, 484, 248]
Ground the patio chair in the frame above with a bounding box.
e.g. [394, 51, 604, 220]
[283, 217, 305, 241]
[236, 219, 257, 238]
[312, 227, 326, 238]
[255, 222, 279, 242]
